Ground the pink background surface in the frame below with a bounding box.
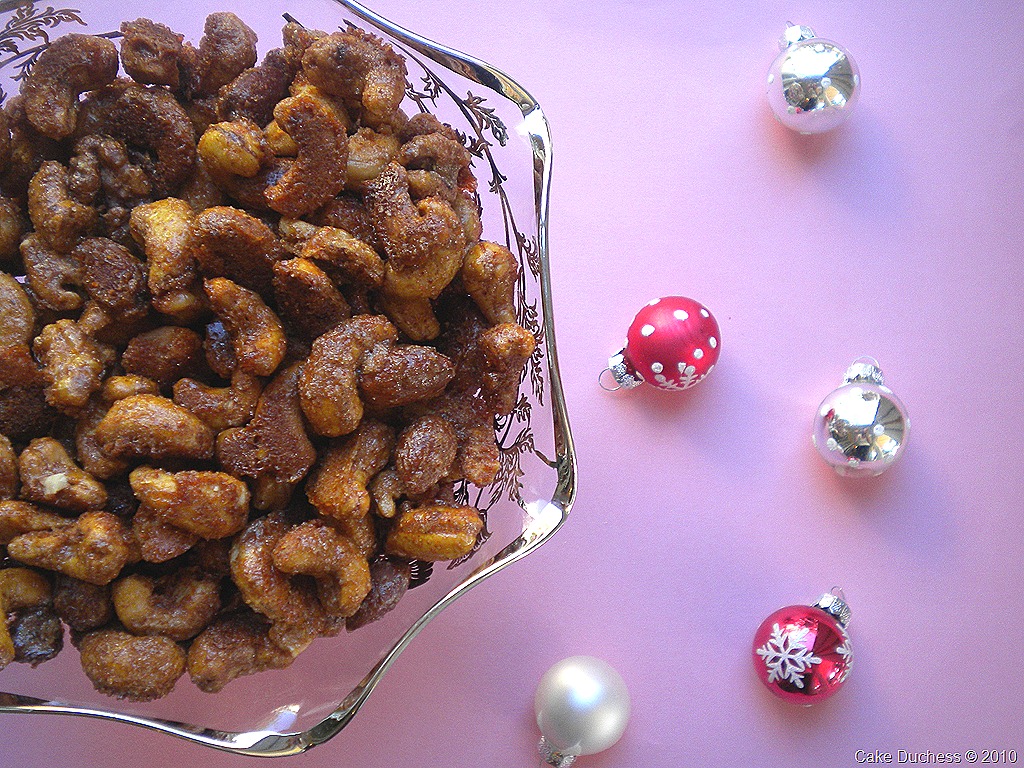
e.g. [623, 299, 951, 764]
[6, 0, 1024, 765]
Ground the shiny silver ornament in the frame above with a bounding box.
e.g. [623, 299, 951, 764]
[766, 24, 860, 134]
[812, 357, 909, 477]
[535, 656, 630, 767]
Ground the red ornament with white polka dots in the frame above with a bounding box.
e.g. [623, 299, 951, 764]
[603, 296, 721, 391]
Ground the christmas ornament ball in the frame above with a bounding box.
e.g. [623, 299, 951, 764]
[608, 296, 720, 391]
[812, 357, 909, 477]
[535, 656, 630, 765]
[766, 24, 860, 134]
[752, 593, 853, 704]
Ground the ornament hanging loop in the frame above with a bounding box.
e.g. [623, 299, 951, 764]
[598, 368, 622, 392]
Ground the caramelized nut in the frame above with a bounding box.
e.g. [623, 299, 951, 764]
[192, 205, 287, 296]
[78, 629, 186, 701]
[34, 319, 115, 412]
[95, 394, 215, 461]
[7, 511, 132, 585]
[271, 258, 351, 341]
[358, 341, 455, 410]
[384, 504, 483, 562]
[20, 233, 83, 311]
[74, 237, 149, 324]
[219, 47, 296, 127]
[301, 29, 407, 128]
[21, 34, 119, 140]
[264, 90, 348, 218]
[198, 119, 271, 178]
[346, 557, 410, 630]
[75, 401, 129, 480]
[216, 363, 315, 507]
[272, 520, 371, 617]
[187, 611, 293, 693]
[299, 225, 385, 287]
[112, 568, 221, 641]
[394, 415, 458, 496]
[0, 272, 35, 348]
[121, 327, 204, 386]
[119, 18, 184, 88]
[53, 575, 112, 632]
[75, 80, 197, 197]
[173, 370, 262, 431]
[229, 512, 327, 656]
[0, 500, 70, 544]
[28, 160, 97, 252]
[187, 12, 258, 96]
[18, 437, 107, 513]
[204, 277, 286, 377]
[346, 127, 400, 189]
[461, 241, 519, 325]
[204, 320, 237, 378]
[129, 198, 205, 322]
[307, 419, 394, 520]
[132, 506, 198, 564]
[377, 293, 439, 342]
[369, 468, 403, 519]
[129, 466, 250, 539]
[365, 162, 465, 300]
[299, 316, 397, 437]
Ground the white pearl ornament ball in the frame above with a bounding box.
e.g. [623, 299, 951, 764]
[534, 656, 630, 766]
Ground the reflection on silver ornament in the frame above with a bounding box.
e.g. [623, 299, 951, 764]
[766, 23, 860, 133]
[812, 357, 909, 477]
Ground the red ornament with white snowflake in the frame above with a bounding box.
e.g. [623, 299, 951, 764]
[603, 296, 721, 392]
[752, 590, 853, 704]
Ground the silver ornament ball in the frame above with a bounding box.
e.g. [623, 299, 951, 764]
[767, 24, 860, 134]
[535, 656, 630, 766]
[812, 357, 909, 477]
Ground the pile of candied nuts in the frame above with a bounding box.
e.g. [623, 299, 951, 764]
[0, 13, 535, 701]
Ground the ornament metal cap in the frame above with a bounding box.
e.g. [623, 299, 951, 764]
[843, 356, 886, 387]
[599, 350, 644, 391]
[538, 737, 577, 768]
[813, 588, 852, 627]
[779, 22, 816, 50]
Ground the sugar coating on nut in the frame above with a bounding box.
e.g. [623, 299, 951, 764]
[18, 437, 107, 512]
[299, 316, 397, 437]
[307, 420, 395, 520]
[21, 34, 119, 140]
[204, 277, 286, 377]
[129, 466, 250, 539]
[95, 394, 215, 461]
[173, 370, 262, 432]
[112, 568, 221, 641]
[78, 629, 186, 701]
[7, 511, 133, 585]
[385, 504, 483, 562]
[132, 506, 199, 564]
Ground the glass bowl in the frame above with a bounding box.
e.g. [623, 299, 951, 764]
[0, 0, 575, 755]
